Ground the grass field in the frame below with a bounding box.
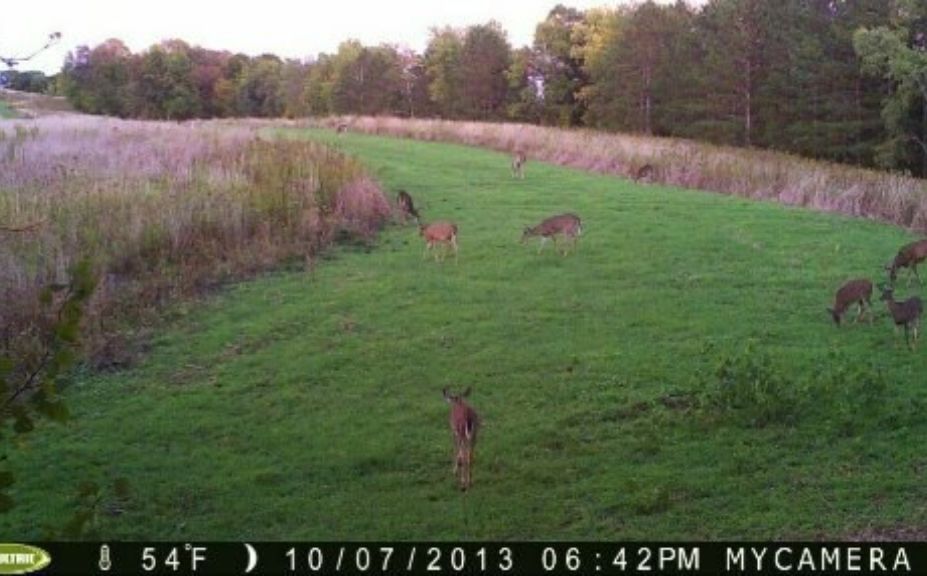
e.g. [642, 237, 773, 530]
[0, 101, 17, 119]
[4, 128, 927, 540]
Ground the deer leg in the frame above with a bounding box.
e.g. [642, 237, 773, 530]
[853, 302, 863, 324]
[537, 237, 547, 254]
[452, 236, 459, 264]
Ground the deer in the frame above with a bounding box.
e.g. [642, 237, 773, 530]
[443, 387, 479, 491]
[335, 123, 348, 134]
[880, 285, 923, 350]
[420, 221, 458, 263]
[511, 150, 527, 179]
[827, 278, 873, 326]
[396, 189, 420, 224]
[521, 213, 582, 255]
[634, 163, 655, 182]
[886, 238, 927, 286]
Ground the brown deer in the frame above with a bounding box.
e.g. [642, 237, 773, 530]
[634, 163, 655, 182]
[396, 189, 420, 224]
[887, 238, 927, 285]
[443, 387, 479, 491]
[880, 286, 923, 350]
[511, 151, 527, 179]
[827, 279, 873, 326]
[336, 123, 348, 134]
[420, 221, 458, 262]
[521, 213, 582, 255]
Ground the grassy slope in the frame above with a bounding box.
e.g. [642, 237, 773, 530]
[0, 101, 17, 119]
[4, 129, 927, 540]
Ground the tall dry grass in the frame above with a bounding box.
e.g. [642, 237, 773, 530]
[0, 116, 389, 366]
[317, 116, 927, 232]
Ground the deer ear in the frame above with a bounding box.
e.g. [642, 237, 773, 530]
[443, 388, 452, 402]
[462, 386, 471, 398]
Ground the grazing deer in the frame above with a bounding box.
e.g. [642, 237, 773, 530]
[420, 221, 458, 263]
[887, 238, 927, 285]
[443, 387, 479, 491]
[511, 151, 527, 179]
[336, 123, 348, 134]
[634, 163, 655, 182]
[880, 286, 923, 350]
[396, 189, 420, 224]
[828, 279, 873, 326]
[521, 213, 582, 255]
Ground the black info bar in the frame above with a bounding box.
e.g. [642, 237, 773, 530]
[5, 542, 925, 575]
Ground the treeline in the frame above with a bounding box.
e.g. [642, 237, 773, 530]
[57, 1, 927, 175]
[0, 70, 54, 93]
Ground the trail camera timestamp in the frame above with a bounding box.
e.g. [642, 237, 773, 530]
[281, 544, 699, 575]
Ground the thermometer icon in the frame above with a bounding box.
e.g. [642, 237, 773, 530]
[99, 544, 112, 571]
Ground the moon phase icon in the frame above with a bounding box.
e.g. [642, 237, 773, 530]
[244, 543, 259, 573]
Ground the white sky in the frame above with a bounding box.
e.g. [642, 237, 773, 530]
[2, 0, 695, 75]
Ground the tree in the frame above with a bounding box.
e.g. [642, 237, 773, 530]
[237, 55, 284, 118]
[330, 44, 405, 116]
[130, 41, 201, 120]
[398, 48, 432, 118]
[424, 27, 465, 118]
[855, 0, 927, 173]
[506, 47, 543, 123]
[533, 4, 588, 126]
[698, 0, 773, 147]
[457, 22, 512, 119]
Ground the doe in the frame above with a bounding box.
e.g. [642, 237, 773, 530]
[634, 163, 655, 182]
[880, 286, 923, 350]
[521, 213, 582, 255]
[396, 189, 421, 224]
[511, 151, 527, 179]
[420, 221, 458, 263]
[443, 387, 480, 491]
[886, 238, 927, 286]
[827, 278, 873, 326]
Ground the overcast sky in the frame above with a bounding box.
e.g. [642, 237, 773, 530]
[2, 0, 699, 75]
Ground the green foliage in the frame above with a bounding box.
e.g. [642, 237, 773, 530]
[855, 2, 927, 172]
[424, 28, 465, 118]
[1, 259, 96, 515]
[456, 22, 512, 120]
[699, 343, 892, 433]
[699, 342, 800, 428]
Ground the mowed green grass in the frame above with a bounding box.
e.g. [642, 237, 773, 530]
[4, 128, 927, 540]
